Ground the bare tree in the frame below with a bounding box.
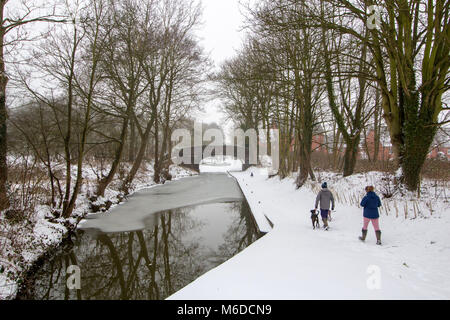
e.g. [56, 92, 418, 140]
[0, 0, 65, 211]
[14, 0, 110, 217]
[94, 0, 148, 197]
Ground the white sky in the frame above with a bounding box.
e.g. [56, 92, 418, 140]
[199, 0, 246, 67]
[194, 0, 247, 126]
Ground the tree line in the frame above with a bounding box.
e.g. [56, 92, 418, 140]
[215, 0, 449, 191]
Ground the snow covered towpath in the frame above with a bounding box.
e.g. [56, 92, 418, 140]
[168, 168, 450, 300]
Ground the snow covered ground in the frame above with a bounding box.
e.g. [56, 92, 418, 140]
[168, 167, 450, 300]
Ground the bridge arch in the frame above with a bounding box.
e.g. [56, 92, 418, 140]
[174, 145, 254, 172]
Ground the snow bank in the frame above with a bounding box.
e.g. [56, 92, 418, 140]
[168, 168, 450, 300]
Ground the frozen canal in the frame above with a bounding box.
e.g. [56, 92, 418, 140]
[18, 174, 261, 300]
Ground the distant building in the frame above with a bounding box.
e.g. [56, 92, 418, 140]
[281, 124, 450, 161]
[426, 128, 450, 160]
[288, 132, 330, 154]
[427, 144, 450, 160]
[363, 130, 394, 161]
[312, 134, 328, 154]
[359, 129, 450, 161]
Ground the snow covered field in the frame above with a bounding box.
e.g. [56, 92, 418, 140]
[169, 168, 450, 300]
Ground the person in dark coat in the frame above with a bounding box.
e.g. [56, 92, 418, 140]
[359, 186, 382, 245]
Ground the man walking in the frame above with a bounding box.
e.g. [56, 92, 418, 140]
[315, 182, 335, 230]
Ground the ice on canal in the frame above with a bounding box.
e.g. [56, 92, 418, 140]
[79, 173, 244, 234]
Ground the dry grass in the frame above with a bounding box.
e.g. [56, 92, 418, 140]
[310, 152, 450, 181]
[307, 166, 447, 221]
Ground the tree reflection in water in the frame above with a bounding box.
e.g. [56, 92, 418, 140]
[218, 201, 259, 259]
[19, 201, 261, 300]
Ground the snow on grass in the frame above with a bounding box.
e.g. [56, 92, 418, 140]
[168, 168, 450, 300]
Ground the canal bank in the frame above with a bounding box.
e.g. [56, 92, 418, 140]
[228, 171, 273, 234]
[2, 165, 195, 300]
[16, 173, 262, 300]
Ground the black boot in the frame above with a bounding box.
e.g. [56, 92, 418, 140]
[376, 230, 382, 245]
[359, 229, 368, 241]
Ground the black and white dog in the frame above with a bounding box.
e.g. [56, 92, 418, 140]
[310, 209, 320, 229]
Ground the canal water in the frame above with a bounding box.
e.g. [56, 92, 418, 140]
[18, 174, 261, 300]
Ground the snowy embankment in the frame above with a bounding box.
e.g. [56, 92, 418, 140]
[0, 163, 195, 300]
[169, 168, 450, 300]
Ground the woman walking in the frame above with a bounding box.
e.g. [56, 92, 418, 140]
[359, 186, 382, 245]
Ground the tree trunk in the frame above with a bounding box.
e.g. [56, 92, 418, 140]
[62, 25, 78, 214]
[121, 119, 154, 194]
[64, 56, 98, 217]
[129, 117, 136, 162]
[373, 88, 381, 162]
[400, 91, 436, 191]
[343, 135, 360, 177]
[97, 115, 129, 197]
[332, 127, 341, 169]
[0, 25, 8, 210]
[153, 119, 160, 183]
[296, 107, 315, 188]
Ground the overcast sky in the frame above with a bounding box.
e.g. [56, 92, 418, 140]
[194, 0, 247, 126]
[199, 0, 246, 67]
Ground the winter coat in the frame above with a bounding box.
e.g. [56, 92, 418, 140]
[360, 191, 382, 219]
[315, 188, 335, 210]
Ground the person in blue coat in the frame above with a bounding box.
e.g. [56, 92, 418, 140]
[359, 186, 382, 245]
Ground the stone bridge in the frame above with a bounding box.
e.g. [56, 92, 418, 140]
[175, 145, 254, 172]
